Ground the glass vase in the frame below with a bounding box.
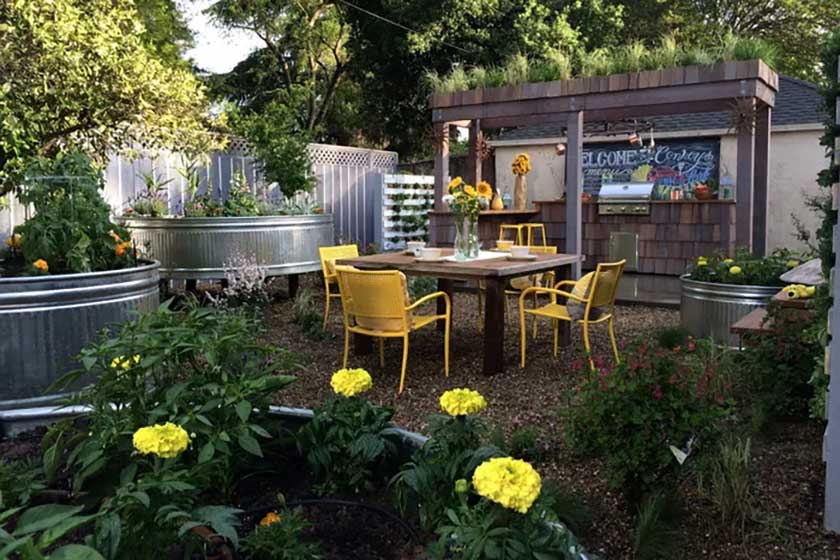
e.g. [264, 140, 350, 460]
[454, 217, 480, 261]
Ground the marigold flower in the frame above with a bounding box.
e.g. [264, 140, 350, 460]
[6, 234, 21, 249]
[132, 422, 190, 459]
[722, 258, 734, 265]
[115, 241, 132, 256]
[330, 368, 372, 397]
[476, 181, 493, 198]
[729, 266, 742, 275]
[260, 512, 282, 526]
[472, 457, 541, 513]
[440, 388, 487, 416]
[32, 259, 48, 272]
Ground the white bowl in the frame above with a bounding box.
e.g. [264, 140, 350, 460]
[406, 241, 426, 256]
[419, 247, 442, 260]
[511, 245, 530, 258]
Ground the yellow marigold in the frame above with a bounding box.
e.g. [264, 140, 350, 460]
[476, 181, 493, 198]
[786, 259, 800, 269]
[472, 457, 542, 514]
[440, 388, 487, 416]
[696, 258, 707, 267]
[109, 230, 121, 242]
[110, 354, 141, 370]
[260, 512, 282, 526]
[722, 258, 734, 265]
[6, 234, 21, 249]
[448, 177, 464, 194]
[463, 185, 477, 198]
[330, 368, 373, 397]
[32, 259, 48, 272]
[132, 422, 190, 459]
[729, 266, 742, 275]
[115, 241, 132, 257]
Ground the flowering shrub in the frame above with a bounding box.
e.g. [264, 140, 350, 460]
[297, 369, 396, 494]
[472, 457, 542, 514]
[566, 338, 734, 496]
[687, 248, 798, 286]
[242, 506, 322, 560]
[439, 388, 487, 416]
[207, 252, 273, 312]
[10, 151, 137, 275]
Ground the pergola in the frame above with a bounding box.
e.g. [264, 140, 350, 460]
[430, 60, 779, 276]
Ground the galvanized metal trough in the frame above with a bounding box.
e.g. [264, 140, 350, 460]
[0, 261, 160, 411]
[680, 275, 778, 347]
[121, 215, 334, 280]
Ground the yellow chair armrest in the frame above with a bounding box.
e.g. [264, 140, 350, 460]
[519, 286, 588, 303]
[552, 280, 578, 289]
[406, 291, 450, 312]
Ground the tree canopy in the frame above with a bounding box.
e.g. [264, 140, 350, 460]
[0, 0, 215, 196]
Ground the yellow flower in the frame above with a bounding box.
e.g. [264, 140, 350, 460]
[110, 355, 140, 370]
[463, 185, 477, 198]
[260, 512, 282, 526]
[6, 234, 21, 249]
[32, 259, 48, 272]
[109, 230, 121, 242]
[806, 286, 816, 297]
[330, 368, 373, 397]
[786, 260, 800, 269]
[447, 177, 463, 194]
[784, 284, 815, 299]
[132, 422, 190, 459]
[476, 181, 493, 198]
[472, 457, 542, 513]
[440, 388, 487, 416]
[729, 266, 742, 275]
[722, 258, 734, 265]
[696, 258, 708, 267]
[511, 154, 532, 176]
[115, 241, 132, 257]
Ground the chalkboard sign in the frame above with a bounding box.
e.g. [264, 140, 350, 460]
[582, 140, 720, 198]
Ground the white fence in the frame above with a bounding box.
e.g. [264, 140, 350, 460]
[0, 143, 398, 250]
[379, 174, 434, 250]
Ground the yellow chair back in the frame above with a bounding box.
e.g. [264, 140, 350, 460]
[335, 266, 410, 332]
[528, 246, 557, 255]
[587, 260, 625, 310]
[319, 245, 359, 281]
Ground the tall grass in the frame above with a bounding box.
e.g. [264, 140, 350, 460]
[633, 489, 682, 560]
[698, 435, 753, 534]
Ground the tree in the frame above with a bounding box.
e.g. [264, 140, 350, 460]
[135, 0, 195, 68]
[0, 0, 215, 196]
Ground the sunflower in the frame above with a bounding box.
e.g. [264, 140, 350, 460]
[463, 185, 477, 198]
[476, 181, 493, 198]
[448, 177, 464, 194]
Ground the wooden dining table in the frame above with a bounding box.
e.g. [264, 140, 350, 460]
[336, 249, 580, 375]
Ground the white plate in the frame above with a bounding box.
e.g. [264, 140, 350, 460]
[489, 248, 511, 253]
[414, 257, 447, 263]
[507, 254, 537, 261]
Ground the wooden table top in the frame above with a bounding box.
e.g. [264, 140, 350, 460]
[336, 250, 580, 280]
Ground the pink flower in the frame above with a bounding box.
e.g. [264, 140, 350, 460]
[652, 385, 663, 401]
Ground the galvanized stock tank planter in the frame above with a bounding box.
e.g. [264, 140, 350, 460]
[121, 215, 334, 279]
[680, 275, 778, 347]
[0, 261, 160, 411]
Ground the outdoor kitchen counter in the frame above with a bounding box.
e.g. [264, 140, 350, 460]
[533, 199, 735, 275]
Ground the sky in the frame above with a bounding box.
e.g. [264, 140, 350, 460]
[181, 0, 261, 74]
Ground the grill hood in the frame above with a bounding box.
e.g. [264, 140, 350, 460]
[598, 182, 654, 201]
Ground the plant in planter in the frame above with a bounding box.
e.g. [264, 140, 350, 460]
[297, 369, 397, 494]
[242, 507, 322, 560]
[686, 248, 799, 286]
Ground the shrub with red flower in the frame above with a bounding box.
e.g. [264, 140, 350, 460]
[565, 337, 734, 497]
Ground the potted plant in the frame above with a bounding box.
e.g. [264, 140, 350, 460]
[0, 152, 159, 414]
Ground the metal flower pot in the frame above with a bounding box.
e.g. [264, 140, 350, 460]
[680, 275, 779, 347]
[0, 261, 160, 411]
[121, 215, 335, 280]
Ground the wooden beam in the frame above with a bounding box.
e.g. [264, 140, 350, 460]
[735, 99, 756, 251]
[565, 111, 583, 278]
[752, 104, 771, 256]
[433, 122, 449, 213]
[467, 119, 482, 186]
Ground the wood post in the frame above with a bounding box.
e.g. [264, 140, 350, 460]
[433, 122, 450, 212]
[735, 98, 756, 251]
[565, 111, 583, 278]
[753, 104, 771, 256]
[467, 119, 482, 186]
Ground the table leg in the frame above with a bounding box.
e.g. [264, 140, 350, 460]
[555, 265, 572, 347]
[482, 277, 505, 375]
[437, 278, 453, 332]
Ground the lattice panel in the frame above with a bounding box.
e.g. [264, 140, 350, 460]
[308, 143, 398, 169]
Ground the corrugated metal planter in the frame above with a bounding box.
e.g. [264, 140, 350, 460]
[0, 261, 160, 409]
[681, 275, 779, 347]
[121, 215, 334, 280]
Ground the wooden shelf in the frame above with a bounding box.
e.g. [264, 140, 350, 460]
[429, 209, 538, 216]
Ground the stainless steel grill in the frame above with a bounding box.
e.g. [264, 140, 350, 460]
[597, 182, 654, 215]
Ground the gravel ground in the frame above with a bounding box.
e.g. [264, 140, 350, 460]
[261, 274, 840, 560]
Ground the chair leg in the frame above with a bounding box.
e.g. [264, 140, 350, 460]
[553, 319, 559, 357]
[323, 291, 331, 330]
[342, 327, 350, 368]
[379, 337, 385, 368]
[519, 304, 527, 369]
[608, 317, 620, 364]
[399, 336, 410, 394]
[583, 323, 594, 370]
[531, 292, 538, 339]
[444, 316, 451, 377]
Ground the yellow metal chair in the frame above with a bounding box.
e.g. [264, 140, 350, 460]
[334, 265, 451, 394]
[498, 223, 547, 247]
[318, 244, 359, 330]
[519, 260, 625, 368]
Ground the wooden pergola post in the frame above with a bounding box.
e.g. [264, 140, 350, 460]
[433, 121, 450, 212]
[467, 119, 482, 186]
[565, 111, 583, 278]
[736, 98, 757, 251]
[753, 104, 771, 256]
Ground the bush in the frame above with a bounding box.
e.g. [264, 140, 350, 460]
[12, 151, 137, 274]
[242, 507, 322, 560]
[565, 339, 734, 497]
[687, 248, 798, 286]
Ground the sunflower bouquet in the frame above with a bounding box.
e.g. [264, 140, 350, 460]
[442, 176, 491, 222]
[511, 153, 532, 176]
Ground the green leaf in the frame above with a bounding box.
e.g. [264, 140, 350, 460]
[235, 400, 252, 423]
[13, 505, 85, 537]
[50, 544, 105, 560]
[249, 424, 271, 438]
[198, 442, 215, 463]
[189, 505, 242, 549]
[38, 514, 98, 548]
[237, 433, 263, 457]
